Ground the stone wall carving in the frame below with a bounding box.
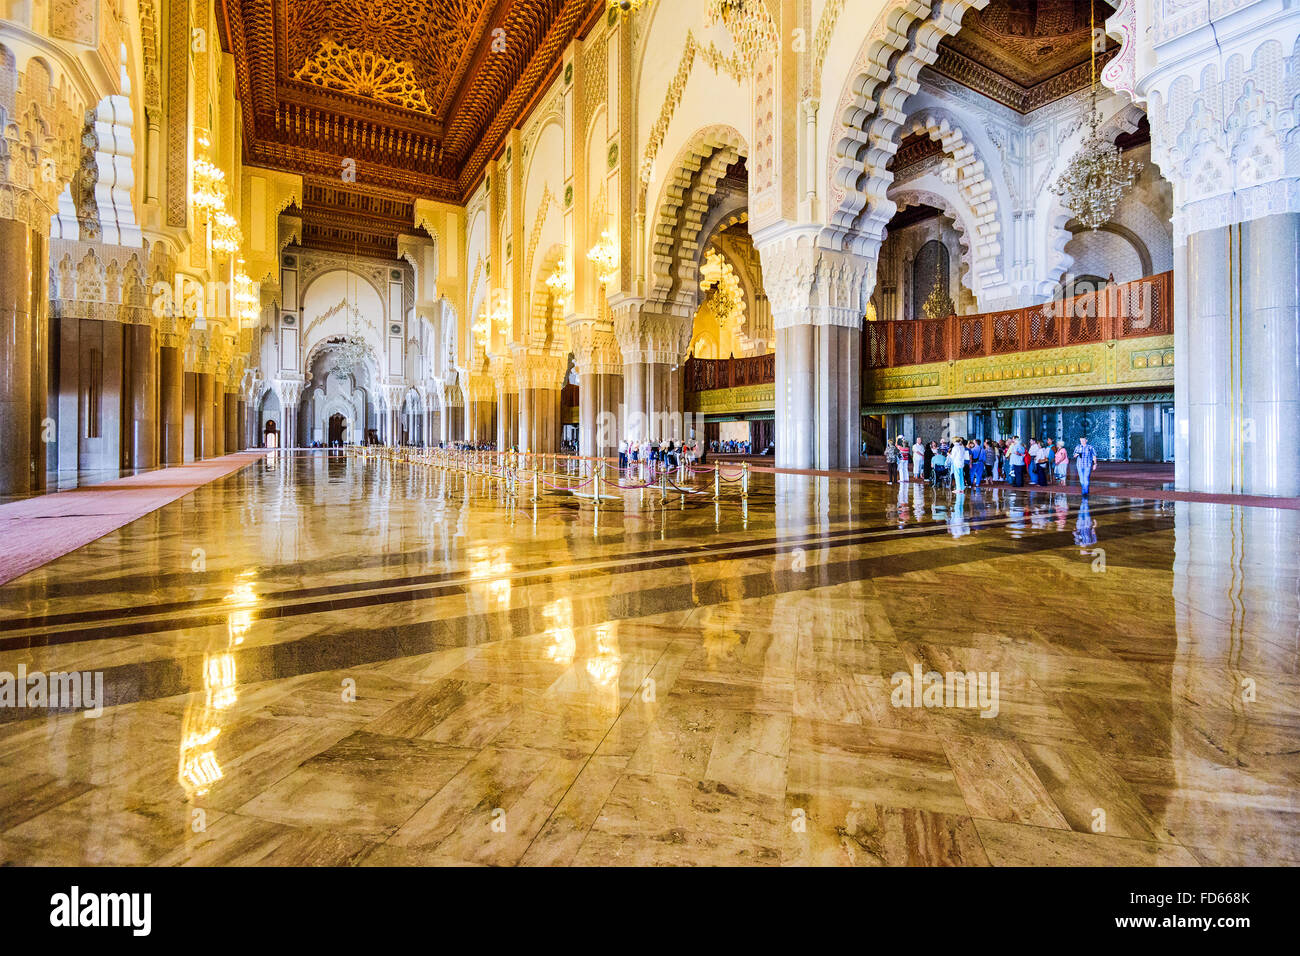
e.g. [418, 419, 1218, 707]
[0, 51, 84, 234]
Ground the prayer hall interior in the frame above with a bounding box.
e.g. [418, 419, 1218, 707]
[0, 0, 1295, 869]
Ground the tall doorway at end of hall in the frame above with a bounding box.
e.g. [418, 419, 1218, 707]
[328, 413, 347, 447]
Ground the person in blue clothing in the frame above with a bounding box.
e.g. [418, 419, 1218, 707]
[969, 439, 986, 488]
[1073, 435, 1100, 495]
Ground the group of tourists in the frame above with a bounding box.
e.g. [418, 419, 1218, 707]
[618, 438, 701, 472]
[711, 439, 753, 454]
[884, 435, 1101, 494]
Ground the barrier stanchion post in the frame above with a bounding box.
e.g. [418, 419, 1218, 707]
[742, 462, 750, 499]
[714, 466, 720, 500]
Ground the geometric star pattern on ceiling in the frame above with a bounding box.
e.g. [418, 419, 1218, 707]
[294, 39, 433, 114]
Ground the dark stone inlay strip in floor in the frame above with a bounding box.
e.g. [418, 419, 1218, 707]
[0, 505, 1161, 713]
[0, 513, 958, 632]
[0, 502, 1139, 649]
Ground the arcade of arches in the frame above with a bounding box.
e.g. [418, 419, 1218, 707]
[0, 1, 1297, 870]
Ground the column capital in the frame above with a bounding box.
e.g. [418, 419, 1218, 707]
[566, 314, 624, 377]
[1114, 0, 1300, 240]
[755, 229, 873, 331]
[509, 348, 568, 390]
[610, 296, 692, 366]
[272, 377, 306, 408]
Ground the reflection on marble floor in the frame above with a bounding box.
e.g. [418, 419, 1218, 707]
[0, 450, 1295, 866]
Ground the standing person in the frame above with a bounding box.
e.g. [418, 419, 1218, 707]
[897, 437, 911, 483]
[911, 437, 925, 481]
[1034, 439, 1050, 487]
[1027, 438, 1042, 485]
[619, 438, 628, 472]
[970, 439, 986, 489]
[1008, 436, 1025, 487]
[1073, 435, 1100, 495]
[884, 439, 898, 484]
[1053, 440, 1069, 484]
[949, 437, 968, 492]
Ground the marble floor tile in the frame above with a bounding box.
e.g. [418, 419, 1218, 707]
[0, 453, 1293, 865]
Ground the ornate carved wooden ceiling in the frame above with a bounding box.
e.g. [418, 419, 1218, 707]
[933, 0, 1117, 112]
[217, 0, 601, 212]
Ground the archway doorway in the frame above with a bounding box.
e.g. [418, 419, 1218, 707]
[263, 419, 279, 449]
[328, 413, 347, 447]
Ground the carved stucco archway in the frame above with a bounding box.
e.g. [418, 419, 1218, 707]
[822, 0, 989, 257]
[900, 108, 1008, 297]
[646, 123, 748, 314]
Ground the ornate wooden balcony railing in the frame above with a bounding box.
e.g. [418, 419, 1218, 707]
[685, 351, 776, 393]
[681, 272, 1173, 392]
[863, 270, 1173, 369]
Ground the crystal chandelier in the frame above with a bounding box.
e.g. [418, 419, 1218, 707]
[330, 247, 368, 375]
[211, 210, 242, 256]
[587, 230, 619, 287]
[1049, 5, 1141, 230]
[191, 131, 243, 258]
[191, 136, 225, 215]
[706, 0, 778, 68]
[545, 261, 573, 311]
[234, 261, 259, 326]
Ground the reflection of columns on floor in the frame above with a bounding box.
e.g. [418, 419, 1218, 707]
[759, 238, 869, 471]
[1182, 213, 1300, 496]
[0, 217, 37, 496]
[126, 323, 158, 470]
[611, 299, 691, 446]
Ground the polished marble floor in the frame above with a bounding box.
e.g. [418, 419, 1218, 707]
[0, 450, 1295, 866]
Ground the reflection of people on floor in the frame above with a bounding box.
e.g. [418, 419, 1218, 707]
[1073, 499, 1098, 548]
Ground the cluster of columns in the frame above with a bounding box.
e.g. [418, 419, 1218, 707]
[0, 223, 253, 497]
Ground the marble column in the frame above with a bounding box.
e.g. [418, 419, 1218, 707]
[519, 388, 562, 453]
[159, 345, 184, 464]
[760, 239, 870, 472]
[0, 218, 34, 495]
[497, 390, 518, 450]
[212, 382, 226, 458]
[578, 372, 623, 458]
[1184, 213, 1300, 496]
[127, 323, 158, 470]
[236, 399, 247, 451]
[224, 392, 239, 455]
[195, 373, 214, 459]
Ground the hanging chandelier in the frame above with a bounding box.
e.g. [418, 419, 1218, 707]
[706, 0, 777, 68]
[211, 210, 242, 256]
[191, 132, 243, 258]
[234, 262, 259, 326]
[587, 230, 619, 287]
[1049, 4, 1141, 230]
[545, 261, 573, 312]
[330, 246, 368, 375]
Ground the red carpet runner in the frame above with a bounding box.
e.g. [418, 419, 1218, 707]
[0, 452, 265, 586]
